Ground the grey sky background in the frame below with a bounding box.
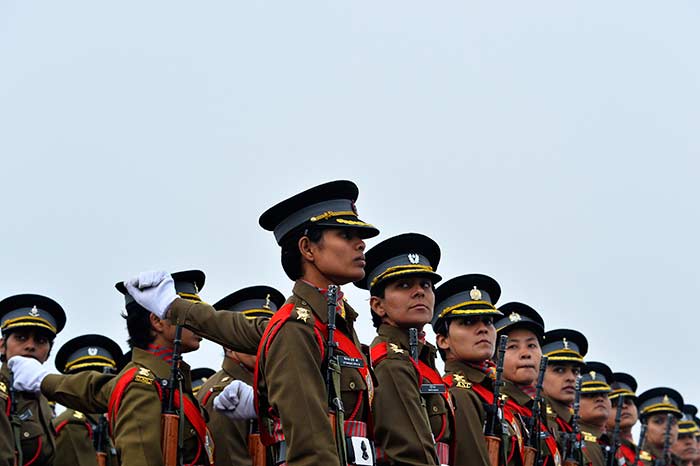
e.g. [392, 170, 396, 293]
[1, 0, 699, 412]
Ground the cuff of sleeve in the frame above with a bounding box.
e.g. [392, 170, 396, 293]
[41, 374, 61, 397]
[168, 297, 197, 326]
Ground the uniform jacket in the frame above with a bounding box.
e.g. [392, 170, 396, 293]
[0, 362, 56, 466]
[578, 422, 605, 466]
[197, 358, 253, 466]
[370, 324, 451, 466]
[52, 409, 118, 466]
[256, 280, 372, 466]
[444, 359, 493, 466]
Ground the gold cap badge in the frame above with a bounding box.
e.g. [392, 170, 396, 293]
[263, 294, 271, 310]
[470, 286, 482, 301]
[509, 312, 521, 322]
[562, 338, 569, 349]
[28, 306, 40, 317]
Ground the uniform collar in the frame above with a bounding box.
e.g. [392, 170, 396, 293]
[132, 347, 192, 392]
[502, 380, 535, 406]
[546, 396, 573, 422]
[377, 324, 435, 359]
[445, 359, 489, 383]
[579, 420, 603, 438]
[292, 280, 358, 323]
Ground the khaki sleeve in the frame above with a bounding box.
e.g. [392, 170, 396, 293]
[201, 389, 252, 466]
[451, 387, 490, 466]
[168, 298, 267, 354]
[372, 357, 438, 465]
[113, 382, 163, 466]
[265, 321, 338, 466]
[0, 397, 16, 466]
[41, 372, 113, 413]
[54, 422, 98, 466]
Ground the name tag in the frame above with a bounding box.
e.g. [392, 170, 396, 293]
[420, 384, 446, 394]
[338, 356, 364, 369]
[18, 409, 33, 421]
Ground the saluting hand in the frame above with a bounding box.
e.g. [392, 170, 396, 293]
[8, 356, 50, 394]
[213, 380, 257, 421]
[124, 270, 178, 319]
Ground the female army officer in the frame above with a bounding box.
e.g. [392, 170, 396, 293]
[125, 180, 379, 466]
[0, 294, 66, 466]
[355, 233, 453, 466]
[605, 372, 640, 466]
[495, 302, 562, 466]
[636, 387, 684, 466]
[433, 273, 504, 466]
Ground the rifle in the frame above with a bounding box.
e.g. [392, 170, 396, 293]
[564, 377, 583, 466]
[523, 356, 549, 466]
[161, 325, 184, 466]
[607, 394, 625, 466]
[659, 413, 673, 466]
[633, 422, 648, 466]
[409, 328, 419, 361]
[94, 414, 109, 466]
[247, 419, 266, 466]
[8, 369, 22, 466]
[484, 335, 508, 466]
[325, 285, 348, 466]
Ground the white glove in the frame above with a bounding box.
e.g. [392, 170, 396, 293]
[8, 356, 50, 394]
[213, 380, 256, 421]
[124, 270, 178, 319]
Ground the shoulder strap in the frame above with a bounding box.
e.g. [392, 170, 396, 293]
[108, 367, 141, 434]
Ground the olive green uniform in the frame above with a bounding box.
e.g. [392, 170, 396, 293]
[444, 360, 493, 466]
[370, 324, 451, 466]
[197, 358, 253, 466]
[52, 409, 118, 466]
[256, 281, 372, 466]
[545, 397, 592, 466]
[639, 444, 681, 466]
[579, 422, 605, 466]
[41, 348, 210, 466]
[0, 363, 56, 466]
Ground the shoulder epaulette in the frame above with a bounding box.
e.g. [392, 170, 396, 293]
[134, 367, 155, 384]
[0, 381, 7, 397]
[72, 411, 86, 420]
[639, 451, 652, 461]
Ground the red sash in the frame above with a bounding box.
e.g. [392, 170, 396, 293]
[108, 367, 208, 466]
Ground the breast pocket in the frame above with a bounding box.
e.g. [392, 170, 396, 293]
[426, 394, 449, 441]
[339, 367, 367, 421]
[19, 419, 46, 460]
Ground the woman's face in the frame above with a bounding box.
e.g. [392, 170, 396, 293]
[437, 316, 496, 363]
[303, 228, 366, 284]
[606, 397, 638, 431]
[159, 319, 202, 353]
[1, 329, 52, 363]
[645, 413, 679, 449]
[542, 364, 581, 404]
[672, 433, 698, 462]
[579, 392, 612, 427]
[370, 276, 434, 329]
[502, 328, 542, 386]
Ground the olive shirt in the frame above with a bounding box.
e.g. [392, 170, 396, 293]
[0, 363, 56, 466]
[41, 349, 208, 466]
[578, 422, 605, 466]
[639, 444, 681, 466]
[52, 409, 118, 466]
[370, 324, 450, 466]
[197, 358, 253, 466]
[444, 359, 494, 466]
[257, 280, 372, 466]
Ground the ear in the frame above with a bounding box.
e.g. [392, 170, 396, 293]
[149, 313, 166, 333]
[369, 296, 385, 317]
[436, 333, 450, 351]
[298, 235, 315, 262]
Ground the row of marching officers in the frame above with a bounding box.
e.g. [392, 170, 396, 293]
[2, 179, 699, 466]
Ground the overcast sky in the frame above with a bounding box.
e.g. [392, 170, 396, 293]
[1, 1, 699, 411]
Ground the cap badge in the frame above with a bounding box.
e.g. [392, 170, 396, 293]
[562, 338, 569, 349]
[509, 313, 522, 322]
[407, 254, 420, 265]
[28, 306, 40, 317]
[470, 287, 482, 301]
[590, 371, 597, 380]
[663, 395, 670, 404]
[263, 294, 271, 310]
[88, 347, 98, 356]
[193, 282, 199, 294]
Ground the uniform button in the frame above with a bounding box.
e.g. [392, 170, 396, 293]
[349, 381, 356, 389]
[190, 429, 195, 435]
[301, 301, 307, 305]
[432, 406, 438, 413]
[23, 432, 29, 438]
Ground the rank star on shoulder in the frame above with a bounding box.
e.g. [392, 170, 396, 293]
[296, 308, 311, 322]
[389, 343, 405, 354]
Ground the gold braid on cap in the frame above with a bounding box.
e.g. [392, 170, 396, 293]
[177, 292, 202, 302]
[64, 355, 117, 371]
[642, 402, 681, 416]
[581, 383, 612, 393]
[310, 211, 357, 222]
[609, 388, 635, 399]
[438, 300, 498, 319]
[370, 265, 434, 289]
[2, 316, 57, 334]
[242, 309, 275, 318]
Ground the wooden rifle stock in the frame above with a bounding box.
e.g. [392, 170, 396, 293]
[523, 446, 538, 466]
[486, 435, 502, 466]
[96, 452, 108, 466]
[161, 413, 180, 466]
[248, 420, 267, 466]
